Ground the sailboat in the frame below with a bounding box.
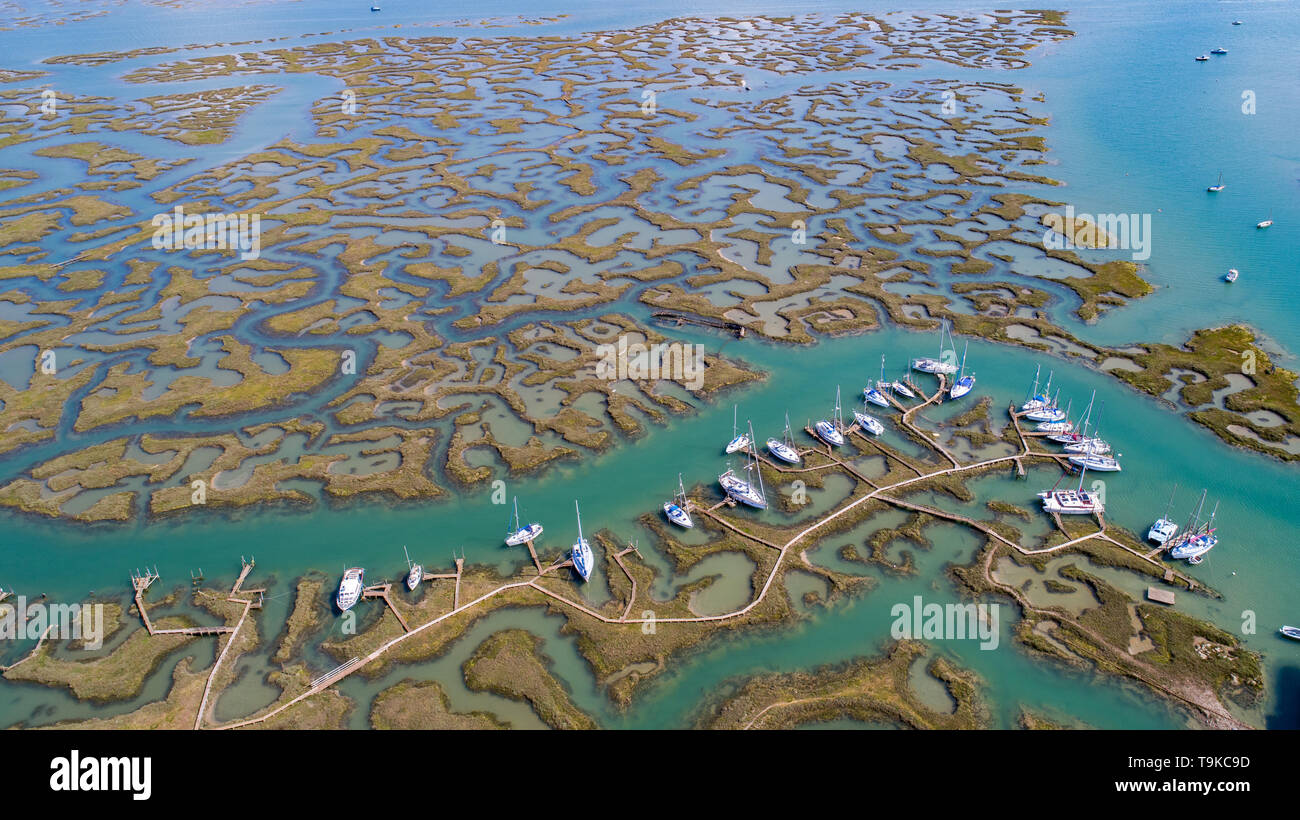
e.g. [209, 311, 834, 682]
[890, 375, 916, 399]
[766, 412, 802, 465]
[663, 474, 694, 529]
[1147, 486, 1180, 545]
[719, 422, 767, 509]
[403, 546, 423, 591]
[1207, 172, 1225, 192]
[1065, 400, 1115, 465]
[864, 355, 890, 407]
[912, 319, 959, 375]
[815, 387, 847, 447]
[571, 500, 594, 581]
[948, 341, 975, 399]
[1039, 463, 1104, 515]
[1020, 366, 1050, 412]
[504, 496, 543, 546]
[1023, 385, 1066, 422]
[853, 399, 885, 436]
[1037, 399, 1073, 433]
[724, 404, 751, 454]
[1257, 212, 1273, 229]
[1170, 501, 1219, 564]
[1210, 47, 1228, 55]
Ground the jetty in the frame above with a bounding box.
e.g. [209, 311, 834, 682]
[650, 310, 747, 338]
[205, 380, 1239, 731]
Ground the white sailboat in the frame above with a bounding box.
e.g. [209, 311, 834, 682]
[814, 387, 846, 447]
[1039, 463, 1104, 515]
[1147, 485, 1180, 545]
[403, 545, 423, 591]
[1023, 386, 1066, 422]
[912, 318, 959, 375]
[1257, 212, 1273, 229]
[1020, 365, 1050, 412]
[765, 412, 802, 465]
[853, 403, 885, 436]
[1169, 496, 1218, 564]
[724, 404, 751, 454]
[571, 500, 594, 581]
[864, 355, 891, 407]
[504, 496, 543, 546]
[663, 474, 694, 529]
[1207, 172, 1225, 193]
[719, 422, 767, 509]
[948, 340, 975, 400]
[890, 377, 916, 399]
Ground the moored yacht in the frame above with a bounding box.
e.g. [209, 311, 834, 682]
[1147, 486, 1180, 545]
[504, 496, 544, 546]
[948, 341, 974, 400]
[1039, 487, 1105, 515]
[1063, 436, 1111, 455]
[724, 404, 751, 454]
[1225, 268, 1239, 282]
[765, 412, 802, 465]
[571, 500, 593, 581]
[1039, 464, 1104, 515]
[1279, 626, 1300, 641]
[912, 318, 959, 375]
[1256, 215, 1273, 229]
[720, 423, 767, 509]
[1195, 54, 1209, 62]
[336, 567, 364, 611]
[1019, 366, 1052, 413]
[1068, 453, 1120, 472]
[403, 546, 423, 592]
[1168, 497, 1218, 564]
[853, 408, 884, 436]
[663, 474, 694, 529]
[1207, 172, 1225, 192]
[1210, 47, 1228, 55]
[814, 387, 847, 447]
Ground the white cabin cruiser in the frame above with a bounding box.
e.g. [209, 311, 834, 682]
[336, 567, 364, 611]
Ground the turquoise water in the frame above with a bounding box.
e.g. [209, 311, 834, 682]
[1, 0, 1298, 728]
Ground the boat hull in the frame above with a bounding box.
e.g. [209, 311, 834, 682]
[814, 421, 844, 447]
[505, 523, 543, 546]
[853, 412, 883, 436]
[663, 502, 694, 529]
[572, 539, 593, 581]
[766, 439, 801, 464]
[724, 434, 751, 454]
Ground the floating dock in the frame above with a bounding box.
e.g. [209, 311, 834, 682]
[1146, 587, 1176, 605]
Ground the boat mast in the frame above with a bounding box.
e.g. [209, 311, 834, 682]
[1026, 364, 1041, 404]
[748, 420, 765, 502]
[1162, 484, 1178, 520]
[957, 341, 968, 379]
[834, 386, 843, 431]
[575, 500, 584, 544]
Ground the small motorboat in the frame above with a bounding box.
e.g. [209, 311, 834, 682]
[1279, 626, 1300, 641]
[1195, 54, 1209, 62]
[1148, 486, 1179, 545]
[1210, 47, 1228, 55]
[1257, 216, 1273, 229]
[1225, 268, 1239, 283]
[1232, 20, 1242, 26]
